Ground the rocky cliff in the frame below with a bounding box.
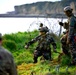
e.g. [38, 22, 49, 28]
[14, 0, 76, 17]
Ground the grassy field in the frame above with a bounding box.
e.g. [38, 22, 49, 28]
[2, 31, 76, 75]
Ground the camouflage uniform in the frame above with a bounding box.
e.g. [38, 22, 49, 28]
[68, 14, 76, 64]
[60, 31, 70, 55]
[59, 21, 70, 55]
[60, 6, 76, 65]
[0, 33, 18, 75]
[25, 27, 57, 63]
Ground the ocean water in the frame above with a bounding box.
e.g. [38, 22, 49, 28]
[0, 17, 67, 35]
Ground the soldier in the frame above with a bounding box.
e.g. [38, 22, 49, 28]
[0, 33, 18, 75]
[59, 10, 70, 56]
[25, 26, 57, 63]
[59, 6, 76, 66]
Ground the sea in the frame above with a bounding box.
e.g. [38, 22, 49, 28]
[0, 17, 67, 35]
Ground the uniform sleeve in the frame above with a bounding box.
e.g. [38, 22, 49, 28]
[9, 56, 18, 75]
[27, 35, 40, 46]
[50, 37, 57, 49]
[68, 17, 76, 41]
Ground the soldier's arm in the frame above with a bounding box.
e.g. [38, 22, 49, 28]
[63, 22, 69, 29]
[26, 35, 40, 46]
[59, 21, 69, 29]
[68, 17, 76, 42]
[9, 56, 18, 75]
[50, 37, 57, 50]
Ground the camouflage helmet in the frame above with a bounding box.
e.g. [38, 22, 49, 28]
[39, 26, 49, 32]
[64, 6, 73, 12]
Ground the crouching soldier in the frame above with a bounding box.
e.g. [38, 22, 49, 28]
[25, 26, 57, 63]
[60, 30, 70, 56]
[59, 14, 70, 56]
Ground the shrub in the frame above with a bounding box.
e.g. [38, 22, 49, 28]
[15, 51, 33, 65]
[60, 55, 71, 66]
[2, 40, 17, 51]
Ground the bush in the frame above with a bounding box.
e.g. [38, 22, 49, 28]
[60, 55, 71, 66]
[2, 40, 17, 51]
[15, 51, 33, 65]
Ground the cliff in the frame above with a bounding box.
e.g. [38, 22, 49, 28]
[14, 0, 76, 17]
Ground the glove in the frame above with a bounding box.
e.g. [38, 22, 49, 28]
[59, 22, 63, 26]
[25, 45, 29, 49]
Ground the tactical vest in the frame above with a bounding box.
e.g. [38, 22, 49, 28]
[38, 34, 50, 50]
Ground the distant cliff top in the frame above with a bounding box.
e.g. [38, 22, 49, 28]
[8, 0, 76, 18]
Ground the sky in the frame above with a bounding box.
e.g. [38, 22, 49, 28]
[0, 0, 61, 14]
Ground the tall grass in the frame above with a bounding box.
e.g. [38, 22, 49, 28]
[2, 31, 74, 75]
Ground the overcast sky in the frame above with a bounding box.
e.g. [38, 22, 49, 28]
[0, 0, 61, 14]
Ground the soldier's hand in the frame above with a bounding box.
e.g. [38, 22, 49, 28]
[59, 22, 63, 26]
[25, 45, 29, 49]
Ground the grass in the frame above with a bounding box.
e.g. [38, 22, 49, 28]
[2, 31, 76, 75]
[17, 60, 76, 75]
[15, 49, 76, 75]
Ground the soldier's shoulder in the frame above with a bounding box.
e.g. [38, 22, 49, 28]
[0, 46, 12, 56]
[46, 32, 53, 36]
[46, 33, 54, 38]
[0, 47, 13, 64]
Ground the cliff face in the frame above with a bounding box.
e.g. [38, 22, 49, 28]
[14, 0, 76, 15]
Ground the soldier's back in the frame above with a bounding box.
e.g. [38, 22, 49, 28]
[0, 46, 15, 75]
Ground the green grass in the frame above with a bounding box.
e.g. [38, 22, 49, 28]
[2, 31, 76, 75]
